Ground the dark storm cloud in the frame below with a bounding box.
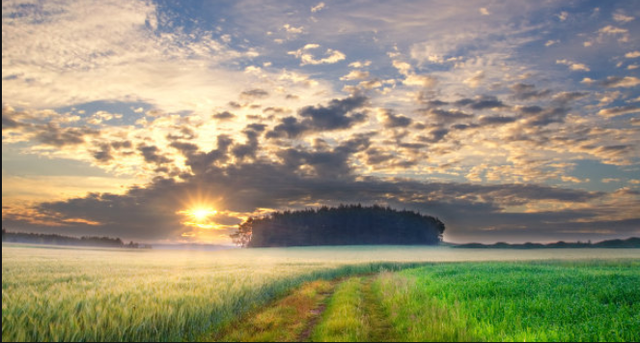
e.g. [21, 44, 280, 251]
[380, 110, 412, 128]
[139, 145, 173, 165]
[479, 116, 518, 126]
[93, 143, 114, 163]
[523, 107, 569, 126]
[298, 95, 368, 130]
[421, 108, 474, 124]
[2, 111, 22, 129]
[263, 107, 292, 116]
[111, 141, 133, 150]
[510, 83, 552, 101]
[240, 89, 270, 99]
[517, 105, 544, 114]
[35, 124, 99, 147]
[455, 95, 506, 110]
[266, 117, 307, 139]
[212, 111, 236, 120]
[417, 128, 449, 143]
[551, 91, 589, 104]
[232, 128, 261, 160]
[267, 95, 368, 138]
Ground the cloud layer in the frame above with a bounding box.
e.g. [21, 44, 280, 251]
[2, 0, 639, 243]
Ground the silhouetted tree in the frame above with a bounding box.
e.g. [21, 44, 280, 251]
[230, 204, 446, 247]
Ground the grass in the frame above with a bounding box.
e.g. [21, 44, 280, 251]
[374, 260, 640, 342]
[2, 244, 639, 342]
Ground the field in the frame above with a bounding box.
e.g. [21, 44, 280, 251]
[2, 244, 639, 342]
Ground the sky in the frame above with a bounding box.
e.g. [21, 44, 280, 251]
[2, 0, 640, 244]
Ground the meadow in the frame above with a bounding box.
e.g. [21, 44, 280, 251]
[2, 244, 639, 342]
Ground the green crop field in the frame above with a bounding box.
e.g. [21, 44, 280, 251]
[2, 244, 639, 342]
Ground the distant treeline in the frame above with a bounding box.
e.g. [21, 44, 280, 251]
[453, 237, 640, 249]
[231, 204, 445, 247]
[1, 229, 151, 249]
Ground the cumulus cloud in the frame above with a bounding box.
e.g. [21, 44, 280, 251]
[464, 71, 485, 88]
[510, 83, 552, 100]
[311, 2, 326, 13]
[556, 59, 590, 72]
[613, 13, 634, 23]
[625, 51, 640, 58]
[267, 95, 368, 139]
[283, 24, 304, 34]
[598, 26, 628, 35]
[393, 60, 437, 88]
[288, 44, 346, 66]
[379, 110, 413, 128]
[597, 106, 640, 118]
[212, 111, 236, 120]
[340, 70, 370, 81]
[600, 76, 640, 88]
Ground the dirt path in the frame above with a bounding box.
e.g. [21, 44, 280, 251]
[212, 275, 397, 342]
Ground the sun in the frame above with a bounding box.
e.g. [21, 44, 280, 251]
[177, 207, 217, 222]
[189, 208, 217, 221]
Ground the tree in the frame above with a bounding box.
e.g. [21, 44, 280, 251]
[230, 217, 253, 247]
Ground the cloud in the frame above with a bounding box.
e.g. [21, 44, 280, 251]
[597, 106, 640, 118]
[139, 145, 172, 165]
[551, 91, 589, 104]
[598, 26, 628, 35]
[240, 89, 270, 100]
[1, 0, 261, 114]
[348, 61, 372, 68]
[558, 11, 568, 21]
[455, 95, 506, 110]
[288, 45, 346, 66]
[267, 95, 368, 138]
[421, 108, 474, 124]
[463, 71, 485, 88]
[212, 111, 236, 120]
[379, 110, 412, 128]
[613, 13, 635, 23]
[283, 24, 304, 34]
[625, 51, 640, 58]
[479, 116, 518, 126]
[479, 8, 490, 16]
[311, 2, 326, 13]
[340, 70, 370, 81]
[556, 59, 590, 72]
[510, 83, 552, 100]
[600, 76, 640, 88]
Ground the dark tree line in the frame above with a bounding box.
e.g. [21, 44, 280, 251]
[1, 229, 151, 249]
[231, 204, 445, 248]
[454, 237, 640, 249]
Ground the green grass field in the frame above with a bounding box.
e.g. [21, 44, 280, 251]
[2, 244, 639, 342]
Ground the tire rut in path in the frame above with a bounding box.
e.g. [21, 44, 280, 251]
[297, 289, 334, 342]
[361, 277, 397, 342]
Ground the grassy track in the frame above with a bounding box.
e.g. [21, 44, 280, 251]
[213, 280, 336, 342]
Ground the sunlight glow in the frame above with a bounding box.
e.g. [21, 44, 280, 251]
[177, 208, 217, 222]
